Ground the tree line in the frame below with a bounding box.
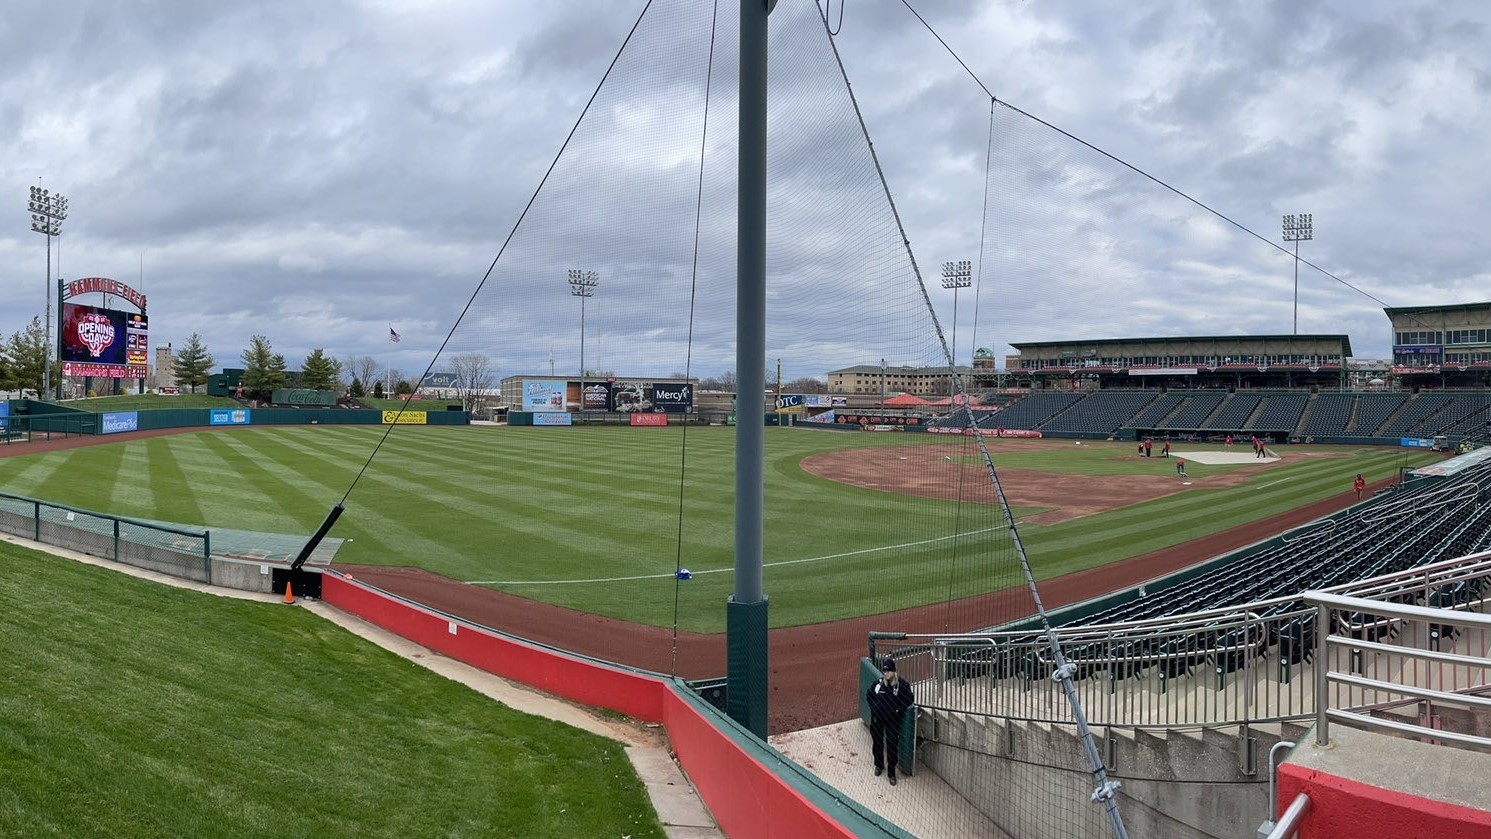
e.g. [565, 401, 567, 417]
[169, 333, 497, 409]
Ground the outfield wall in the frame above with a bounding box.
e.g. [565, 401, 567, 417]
[320, 571, 906, 839]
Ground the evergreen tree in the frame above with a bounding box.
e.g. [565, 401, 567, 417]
[373, 380, 386, 399]
[172, 332, 215, 393]
[239, 335, 281, 401]
[4, 317, 54, 396]
[301, 349, 340, 391]
[349, 377, 365, 398]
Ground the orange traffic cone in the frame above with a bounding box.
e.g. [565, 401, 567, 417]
[283, 579, 295, 604]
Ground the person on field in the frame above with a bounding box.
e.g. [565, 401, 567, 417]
[1144, 439, 1152, 458]
[1161, 439, 1171, 458]
[1354, 473, 1366, 501]
[1176, 458, 1187, 477]
[867, 657, 915, 786]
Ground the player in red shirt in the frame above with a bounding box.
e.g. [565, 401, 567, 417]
[1354, 473, 1366, 501]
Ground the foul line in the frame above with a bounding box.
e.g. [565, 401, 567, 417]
[466, 525, 1003, 586]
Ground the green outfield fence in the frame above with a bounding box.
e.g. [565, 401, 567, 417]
[0, 492, 212, 582]
[1, 401, 470, 442]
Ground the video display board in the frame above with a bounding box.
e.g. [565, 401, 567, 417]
[60, 303, 148, 379]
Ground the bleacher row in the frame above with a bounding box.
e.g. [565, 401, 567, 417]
[927, 390, 1491, 439]
[976, 460, 1491, 686]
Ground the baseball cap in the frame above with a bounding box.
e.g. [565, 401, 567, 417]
[881, 658, 897, 672]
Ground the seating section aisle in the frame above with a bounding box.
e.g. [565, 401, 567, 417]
[1352, 393, 1410, 435]
[1126, 393, 1186, 429]
[1252, 392, 1309, 433]
[1378, 394, 1453, 438]
[1040, 391, 1160, 434]
[978, 392, 1084, 430]
[1202, 394, 1263, 429]
[1302, 393, 1354, 437]
[1158, 391, 1227, 430]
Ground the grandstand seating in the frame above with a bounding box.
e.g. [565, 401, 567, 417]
[977, 392, 1083, 429]
[1124, 393, 1186, 429]
[1351, 393, 1410, 435]
[1039, 391, 1159, 434]
[1156, 391, 1226, 429]
[1378, 394, 1453, 437]
[1301, 393, 1354, 437]
[1202, 393, 1262, 429]
[969, 459, 1491, 690]
[1252, 392, 1310, 433]
[1425, 394, 1491, 437]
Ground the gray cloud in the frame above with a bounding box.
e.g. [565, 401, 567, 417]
[2, 0, 1487, 388]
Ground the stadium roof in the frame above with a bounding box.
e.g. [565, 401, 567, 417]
[1010, 334, 1353, 357]
[1382, 301, 1491, 317]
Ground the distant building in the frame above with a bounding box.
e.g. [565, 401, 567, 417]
[152, 343, 175, 390]
[826, 365, 973, 396]
[1005, 334, 1351, 391]
[1385, 301, 1491, 388]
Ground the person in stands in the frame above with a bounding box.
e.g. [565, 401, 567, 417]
[866, 657, 915, 786]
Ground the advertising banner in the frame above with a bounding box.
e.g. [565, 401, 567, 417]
[382, 411, 428, 425]
[1400, 437, 1434, 448]
[651, 383, 693, 413]
[62, 361, 148, 379]
[581, 383, 610, 411]
[804, 394, 833, 408]
[0, 401, 10, 430]
[421, 372, 459, 388]
[833, 413, 924, 427]
[608, 380, 653, 412]
[534, 412, 574, 426]
[522, 380, 568, 412]
[210, 409, 252, 426]
[775, 394, 804, 413]
[630, 413, 668, 427]
[100, 412, 139, 434]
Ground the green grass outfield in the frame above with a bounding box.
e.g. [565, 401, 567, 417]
[0, 425, 1439, 632]
[0, 540, 663, 838]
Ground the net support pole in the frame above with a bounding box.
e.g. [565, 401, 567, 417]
[727, 0, 773, 740]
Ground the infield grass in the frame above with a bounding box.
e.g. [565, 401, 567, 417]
[0, 540, 662, 838]
[0, 425, 1441, 632]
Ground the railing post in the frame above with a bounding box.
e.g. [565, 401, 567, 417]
[1314, 601, 1330, 747]
[113, 519, 120, 560]
[32, 500, 40, 542]
[203, 530, 213, 584]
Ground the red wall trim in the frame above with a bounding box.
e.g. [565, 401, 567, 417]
[322, 573, 856, 839]
[1278, 762, 1491, 838]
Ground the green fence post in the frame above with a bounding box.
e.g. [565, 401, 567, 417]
[32, 500, 40, 542]
[113, 519, 120, 560]
[203, 530, 212, 584]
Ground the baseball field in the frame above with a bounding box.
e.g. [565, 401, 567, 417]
[0, 424, 1440, 634]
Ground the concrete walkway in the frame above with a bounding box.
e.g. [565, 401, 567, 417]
[771, 720, 1009, 838]
[7, 535, 721, 839]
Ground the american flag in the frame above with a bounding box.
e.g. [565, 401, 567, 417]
[389, 326, 401, 343]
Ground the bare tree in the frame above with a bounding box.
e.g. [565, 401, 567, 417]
[784, 376, 828, 394]
[347, 355, 380, 396]
[450, 352, 495, 411]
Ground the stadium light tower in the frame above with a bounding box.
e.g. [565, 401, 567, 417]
[941, 259, 972, 395]
[567, 269, 599, 410]
[28, 185, 68, 400]
[1282, 213, 1313, 335]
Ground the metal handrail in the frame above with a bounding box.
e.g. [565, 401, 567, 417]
[1264, 793, 1311, 839]
[1308, 589, 1491, 749]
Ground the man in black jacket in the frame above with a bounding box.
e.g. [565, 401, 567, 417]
[866, 657, 915, 785]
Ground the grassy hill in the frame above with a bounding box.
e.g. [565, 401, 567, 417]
[0, 541, 662, 838]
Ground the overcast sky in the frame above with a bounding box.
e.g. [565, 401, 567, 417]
[3, 1, 1487, 385]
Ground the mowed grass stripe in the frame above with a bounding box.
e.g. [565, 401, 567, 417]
[0, 427, 1442, 632]
[0, 542, 663, 838]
